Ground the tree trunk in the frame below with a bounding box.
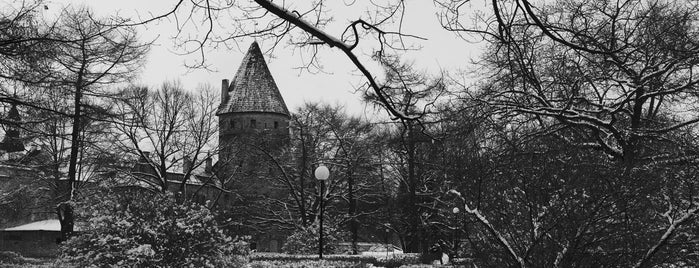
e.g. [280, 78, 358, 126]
[59, 46, 86, 243]
[299, 130, 307, 226]
[404, 122, 421, 253]
[347, 168, 358, 254]
[624, 86, 646, 173]
[56, 202, 74, 243]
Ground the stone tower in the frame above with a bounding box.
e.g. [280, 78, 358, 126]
[217, 42, 290, 162]
[216, 42, 291, 252]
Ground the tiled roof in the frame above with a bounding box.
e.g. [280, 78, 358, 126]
[218, 42, 289, 116]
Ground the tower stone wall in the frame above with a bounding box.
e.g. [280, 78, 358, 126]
[218, 112, 289, 160]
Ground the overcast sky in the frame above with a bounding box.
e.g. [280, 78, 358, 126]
[53, 0, 483, 119]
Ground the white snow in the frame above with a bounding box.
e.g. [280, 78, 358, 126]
[3, 220, 61, 231]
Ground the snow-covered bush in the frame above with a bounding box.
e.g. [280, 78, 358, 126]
[249, 259, 371, 268]
[249, 252, 421, 268]
[60, 190, 248, 267]
[282, 222, 348, 254]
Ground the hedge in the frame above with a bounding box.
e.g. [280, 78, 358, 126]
[250, 253, 421, 268]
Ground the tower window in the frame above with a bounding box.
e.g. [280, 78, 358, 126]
[274, 121, 279, 129]
[250, 119, 256, 128]
[231, 120, 236, 129]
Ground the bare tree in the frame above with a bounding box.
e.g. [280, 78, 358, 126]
[438, 0, 699, 266]
[111, 82, 219, 195]
[43, 6, 149, 241]
[300, 103, 383, 254]
[123, 0, 426, 121]
[441, 0, 699, 168]
[366, 57, 447, 253]
[0, 0, 55, 89]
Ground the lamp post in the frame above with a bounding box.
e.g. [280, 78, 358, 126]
[384, 225, 391, 259]
[314, 165, 330, 259]
[452, 207, 460, 259]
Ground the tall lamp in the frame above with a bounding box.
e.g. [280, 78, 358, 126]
[314, 165, 330, 259]
[452, 207, 461, 259]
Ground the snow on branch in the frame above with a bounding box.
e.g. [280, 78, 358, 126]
[633, 204, 699, 268]
[253, 0, 420, 121]
[449, 189, 526, 267]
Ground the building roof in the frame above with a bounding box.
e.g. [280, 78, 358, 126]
[218, 42, 289, 116]
[0, 103, 25, 153]
[3, 219, 83, 232]
[130, 153, 219, 189]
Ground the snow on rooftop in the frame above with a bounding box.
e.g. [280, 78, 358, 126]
[3, 220, 61, 231]
[3, 219, 83, 232]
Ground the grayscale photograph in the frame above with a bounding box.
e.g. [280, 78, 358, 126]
[0, 0, 697, 267]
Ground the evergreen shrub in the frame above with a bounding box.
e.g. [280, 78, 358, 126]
[61, 191, 248, 267]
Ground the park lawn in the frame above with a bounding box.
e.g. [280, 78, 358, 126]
[1, 251, 469, 268]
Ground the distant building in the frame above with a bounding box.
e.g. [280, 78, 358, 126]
[0, 103, 55, 229]
[128, 151, 220, 202]
[0, 162, 49, 228]
[0, 220, 80, 257]
[0, 104, 62, 257]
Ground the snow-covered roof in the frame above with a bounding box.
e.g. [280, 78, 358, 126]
[166, 173, 212, 186]
[217, 42, 289, 116]
[3, 220, 61, 231]
[3, 219, 83, 232]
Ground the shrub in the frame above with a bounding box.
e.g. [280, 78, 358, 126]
[282, 222, 348, 254]
[60, 191, 248, 267]
[249, 259, 371, 268]
[0, 251, 42, 265]
[0, 251, 70, 267]
[251, 253, 375, 262]
[375, 253, 421, 268]
[250, 252, 422, 268]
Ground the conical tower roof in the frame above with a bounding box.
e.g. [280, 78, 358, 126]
[217, 42, 289, 116]
[1, 103, 25, 153]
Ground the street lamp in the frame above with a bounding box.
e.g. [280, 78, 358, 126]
[452, 207, 460, 260]
[314, 165, 330, 259]
[384, 224, 391, 259]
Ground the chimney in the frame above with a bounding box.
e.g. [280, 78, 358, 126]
[183, 156, 192, 173]
[205, 156, 212, 174]
[135, 151, 151, 173]
[221, 79, 230, 105]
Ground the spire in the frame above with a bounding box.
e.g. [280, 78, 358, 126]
[1, 103, 25, 153]
[218, 42, 290, 116]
